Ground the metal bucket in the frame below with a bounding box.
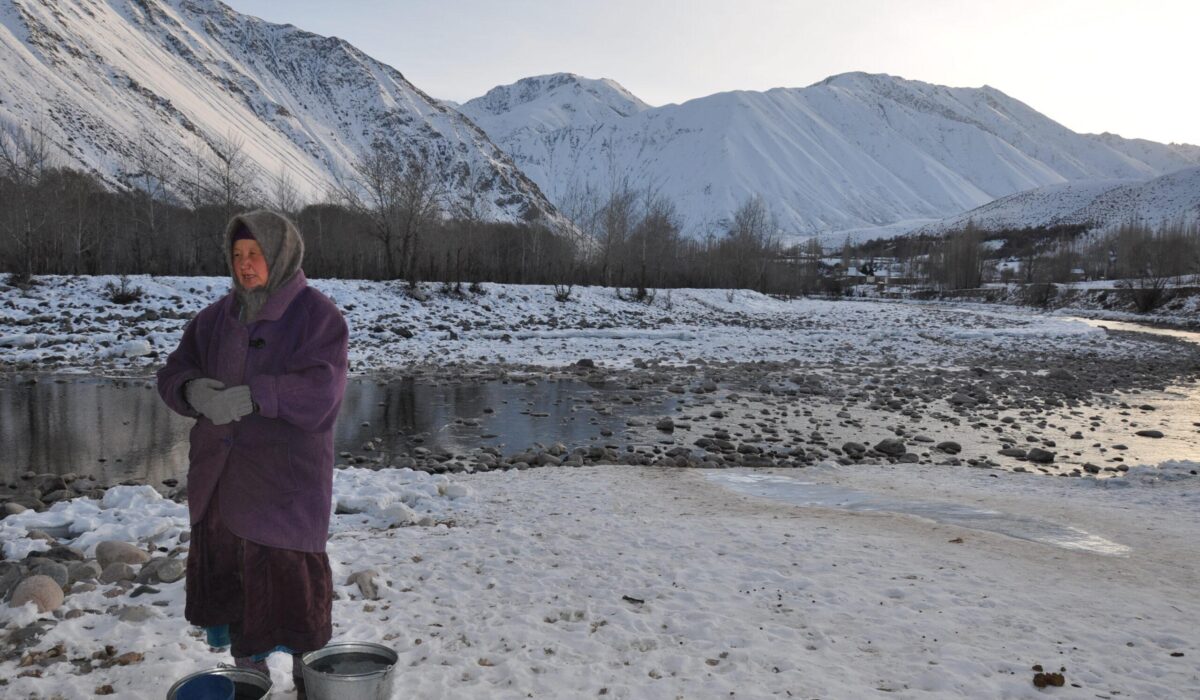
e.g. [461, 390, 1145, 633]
[166, 667, 272, 700]
[300, 642, 398, 700]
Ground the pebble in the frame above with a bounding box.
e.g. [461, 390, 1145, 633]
[32, 474, 67, 495]
[29, 561, 69, 590]
[129, 584, 160, 598]
[99, 562, 137, 584]
[135, 559, 166, 584]
[1026, 448, 1056, 464]
[156, 559, 186, 584]
[116, 605, 154, 622]
[40, 545, 86, 562]
[10, 575, 64, 613]
[96, 541, 150, 569]
[0, 562, 24, 599]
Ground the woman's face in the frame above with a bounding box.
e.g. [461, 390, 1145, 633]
[233, 239, 269, 290]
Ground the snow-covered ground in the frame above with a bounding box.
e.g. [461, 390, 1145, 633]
[2, 462, 1197, 698]
[0, 274, 1172, 376]
[3, 275, 1199, 698]
[861, 280, 1200, 329]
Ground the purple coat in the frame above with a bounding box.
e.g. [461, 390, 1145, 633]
[157, 270, 348, 552]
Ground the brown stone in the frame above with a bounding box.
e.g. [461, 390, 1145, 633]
[9, 575, 64, 613]
[95, 541, 150, 569]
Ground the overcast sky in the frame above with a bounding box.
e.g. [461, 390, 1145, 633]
[224, 0, 1200, 145]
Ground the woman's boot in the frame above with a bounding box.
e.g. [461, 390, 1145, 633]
[233, 654, 269, 675]
[292, 653, 307, 699]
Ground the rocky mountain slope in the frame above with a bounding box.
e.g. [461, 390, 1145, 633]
[915, 166, 1200, 235]
[0, 0, 576, 234]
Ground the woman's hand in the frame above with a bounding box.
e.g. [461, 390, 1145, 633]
[187, 379, 254, 425]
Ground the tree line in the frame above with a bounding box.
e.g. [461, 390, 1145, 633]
[3, 119, 1197, 300]
[849, 219, 1200, 292]
[0, 120, 580, 286]
[0, 120, 814, 296]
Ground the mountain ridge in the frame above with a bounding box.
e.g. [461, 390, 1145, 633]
[462, 70, 1200, 240]
[913, 165, 1200, 236]
[0, 0, 578, 237]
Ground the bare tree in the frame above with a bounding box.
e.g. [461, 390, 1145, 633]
[724, 195, 777, 291]
[395, 154, 443, 285]
[598, 181, 637, 287]
[0, 119, 54, 279]
[339, 139, 405, 277]
[205, 131, 258, 220]
[175, 132, 257, 270]
[270, 166, 303, 217]
[340, 140, 443, 282]
[1109, 220, 1195, 311]
[125, 133, 177, 272]
[931, 222, 983, 290]
[628, 188, 680, 297]
[57, 169, 106, 274]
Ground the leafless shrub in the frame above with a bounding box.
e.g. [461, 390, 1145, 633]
[1021, 282, 1057, 308]
[1115, 279, 1171, 313]
[5, 270, 37, 288]
[104, 275, 144, 304]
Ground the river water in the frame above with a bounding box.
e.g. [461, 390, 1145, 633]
[0, 375, 676, 493]
[2, 318, 1197, 497]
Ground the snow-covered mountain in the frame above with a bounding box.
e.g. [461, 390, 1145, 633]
[0, 0, 576, 235]
[461, 72, 1200, 240]
[915, 166, 1200, 235]
[463, 73, 651, 137]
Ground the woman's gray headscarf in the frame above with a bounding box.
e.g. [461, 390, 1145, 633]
[225, 210, 305, 323]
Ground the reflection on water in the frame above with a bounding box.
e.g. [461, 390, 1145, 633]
[707, 471, 1130, 555]
[1070, 317, 1200, 345]
[0, 375, 672, 493]
[0, 377, 188, 490]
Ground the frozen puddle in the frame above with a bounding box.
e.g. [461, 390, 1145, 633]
[707, 471, 1130, 556]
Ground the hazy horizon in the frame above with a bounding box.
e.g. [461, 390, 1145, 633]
[222, 0, 1200, 146]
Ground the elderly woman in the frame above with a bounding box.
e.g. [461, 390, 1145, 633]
[157, 210, 348, 695]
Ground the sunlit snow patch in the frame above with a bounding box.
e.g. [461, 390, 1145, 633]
[708, 472, 1130, 556]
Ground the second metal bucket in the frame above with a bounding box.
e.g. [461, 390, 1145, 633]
[166, 666, 273, 700]
[300, 641, 398, 700]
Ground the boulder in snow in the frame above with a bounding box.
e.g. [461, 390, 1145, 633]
[10, 575, 64, 613]
[95, 541, 150, 569]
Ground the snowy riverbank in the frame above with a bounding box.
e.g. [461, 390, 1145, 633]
[0, 274, 1170, 376]
[2, 462, 1198, 698]
[854, 280, 1200, 331]
[3, 275, 1198, 698]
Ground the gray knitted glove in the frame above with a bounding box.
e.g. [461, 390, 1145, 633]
[204, 385, 254, 425]
[186, 379, 253, 425]
[185, 377, 225, 417]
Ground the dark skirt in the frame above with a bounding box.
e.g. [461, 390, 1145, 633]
[185, 494, 333, 658]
